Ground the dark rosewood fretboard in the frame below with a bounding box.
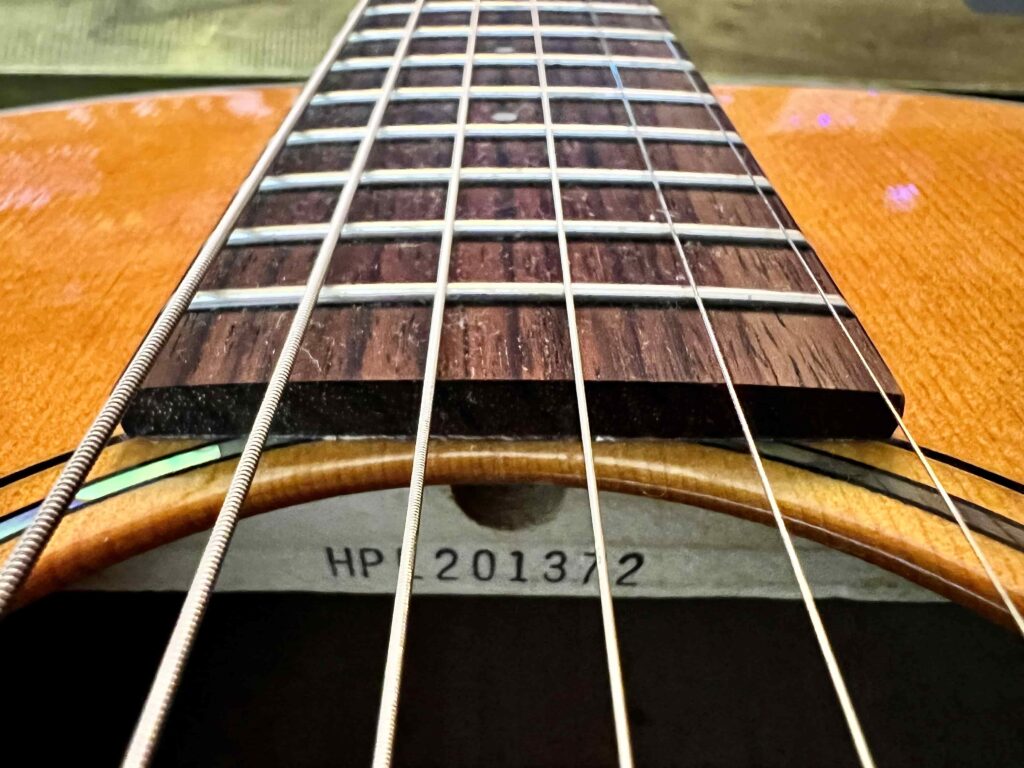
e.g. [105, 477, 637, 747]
[124, 0, 903, 440]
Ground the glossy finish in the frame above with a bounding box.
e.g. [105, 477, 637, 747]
[138, 56, 902, 444]
[3, 85, 1024, 479]
[2, 437, 1022, 627]
[718, 87, 1024, 485]
[1, 86, 1023, 620]
[0, 88, 298, 478]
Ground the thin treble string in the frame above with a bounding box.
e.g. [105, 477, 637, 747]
[369, 3, 482, 766]
[0, 0, 375, 618]
[119, 2, 431, 766]
[662, 41, 1024, 635]
[530, 4, 635, 766]
[586, 13, 875, 768]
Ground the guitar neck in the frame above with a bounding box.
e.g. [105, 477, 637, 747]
[124, 0, 903, 440]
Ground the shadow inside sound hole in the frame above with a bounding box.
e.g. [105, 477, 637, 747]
[2, 592, 1022, 766]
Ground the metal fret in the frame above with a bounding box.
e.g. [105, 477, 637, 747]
[312, 84, 715, 105]
[363, 1, 662, 17]
[120, 1, 432, 765]
[659, 22, 1024, 636]
[261, 167, 772, 191]
[8, 0, 982, 762]
[349, 24, 674, 43]
[228, 219, 808, 246]
[0, 0, 380, 614]
[370, 2, 483, 764]
[190, 282, 851, 313]
[588, 14, 878, 768]
[333, 52, 693, 72]
[289, 123, 742, 146]
[528, 1, 634, 763]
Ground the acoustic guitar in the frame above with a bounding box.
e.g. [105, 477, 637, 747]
[1, 0, 1022, 765]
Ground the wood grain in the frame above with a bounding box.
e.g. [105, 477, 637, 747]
[3, 437, 1022, 629]
[125, 302, 898, 438]
[1, 84, 1022, 473]
[0, 87, 297, 478]
[196, 241, 837, 291]
[2, 86, 1024, 619]
[131, 56, 899, 440]
[719, 87, 1024, 487]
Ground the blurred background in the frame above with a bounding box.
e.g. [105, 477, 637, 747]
[1, 0, 1023, 110]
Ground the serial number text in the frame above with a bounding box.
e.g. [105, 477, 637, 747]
[325, 546, 646, 587]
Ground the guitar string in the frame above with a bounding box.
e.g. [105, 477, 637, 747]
[529, 4, 636, 765]
[372, 5, 634, 764]
[369, 2, 483, 765]
[1, 5, 1006, 766]
[118, 2, 430, 765]
[661, 40, 1024, 635]
[0, 0, 375, 617]
[585, 11, 876, 768]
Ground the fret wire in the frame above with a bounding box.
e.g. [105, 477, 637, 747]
[261, 167, 771, 191]
[0, 0, 380, 616]
[587, 16, 878, 768]
[529, 3, 635, 766]
[289, 123, 742, 146]
[228, 219, 809, 246]
[349, 23, 675, 42]
[118, 3, 431, 766]
[332, 52, 694, 72]
[189, 282, 851, 313]
[661, 41, 1024, 633]
[363, 1, 662, 17]
[311, 84, 715, 105]
[370, 3, 482, 766]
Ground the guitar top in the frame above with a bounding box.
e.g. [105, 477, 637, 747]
[2, 84, 1023, 475]
[1, 1, 1024, 764]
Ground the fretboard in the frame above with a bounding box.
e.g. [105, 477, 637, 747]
[125, 0, 903, 439]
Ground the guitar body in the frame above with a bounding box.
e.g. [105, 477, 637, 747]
[2, 84, 1023, 623]
[2, 23, 1024, 757]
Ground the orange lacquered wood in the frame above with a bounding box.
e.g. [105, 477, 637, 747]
[2, 86, 1023, 482]
[2, 86, 1024, 623]
[718, 88, 1024, 483]
[3, 438, 1021, 626]
[0, 88, 299, 477]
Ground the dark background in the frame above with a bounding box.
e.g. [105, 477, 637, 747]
[4, 592, 1022, 766]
